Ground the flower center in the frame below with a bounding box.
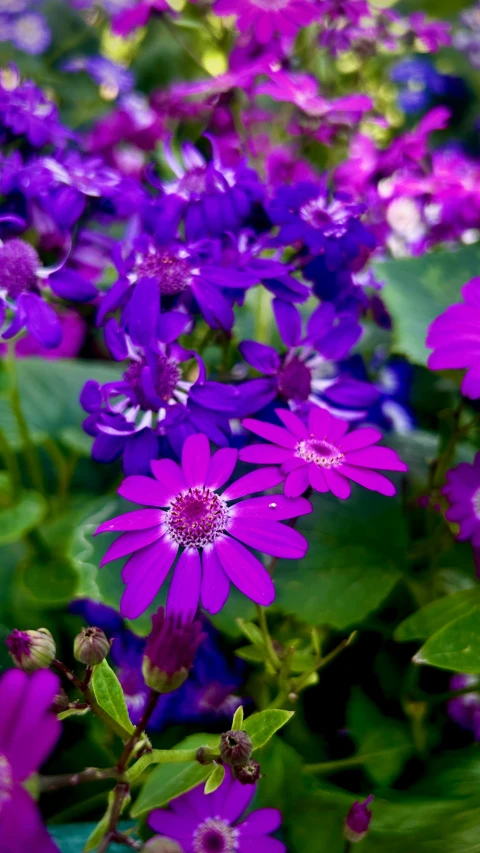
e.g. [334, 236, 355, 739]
[166, 487, 228, 548]
[472, 487, 480, 521]
[135, 248, 193, 296]
[296, 437, 344, 468]
[124, 355, 181, 410]
[0, 238, 39, 298]
[277, 356, 312, 402]
[177, 166, 208, 197]
[0, 755, 13, 813]
[193, 818, 239, 853]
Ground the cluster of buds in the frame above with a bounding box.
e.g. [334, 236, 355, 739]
[197, 728, 260, 785]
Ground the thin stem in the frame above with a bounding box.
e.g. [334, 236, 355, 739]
[256, 605, 281, 672]
[117, 689, 159, 773]
[0, 426, 21, 497]
[96, 782, 130, 853]
[344, 841, 352, 853]
[111, 832, 142, 850]
[427, 682, 480, 706]
[303, 754, 368, 775]
[8, 347, 45, 496]
[40, 767, 117, 792]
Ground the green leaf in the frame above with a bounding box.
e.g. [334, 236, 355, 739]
[0, 491, 47, 544]
[414, 607, 480, 673]
[348, 689, 413, 786]
[204, 764, 224, 794]
[395, 589, 480, 642]
[235, 645, 265, 664]
[236, 619, 264, 646]
[84, 791, 131, 852]
[124, 747, 203, 784]
[91, 660, 135, 736]
[57, 707, 90, 721]
[243, 709, 294, 750]
[375, 244, 480, 365]
[275, 491, 406, 629]
[21, 556, 78, 606]
[231, 705, 244, 730]
[131, 733, 220, 817]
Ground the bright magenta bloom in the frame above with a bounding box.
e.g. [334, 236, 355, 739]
[213, 0, 317, 44]
[427, 278, 480, 399]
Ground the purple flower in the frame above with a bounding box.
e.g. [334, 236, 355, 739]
[213, 0, 316, 44]
[344, 795, 374, 844]
[111, 0, 170, 36]
[0, 668, 61, 852]
[149, 766, 286, 852]
[447, 674, 480, 739]
[10, 11, 50, 54]
[240, 407, 407, 499]
[268, 181, 375, 270]
[63, 56, 134, 97]
[143, 607, 205, 692]
[427, 278, 480, 399]
[0, 67, 70, 148]
[95, 433, 311, 618]
[442, 453, 480, 548]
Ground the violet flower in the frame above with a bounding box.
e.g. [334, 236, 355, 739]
[427, 278, 480, 399]
[213, 0, 316, 44]
[149, 766, 286, 852]
[442, 453, 480, 549]
[96, 433, 311, 618]
[0, 668, 61, 852]
[447, 674, 480, 739]
[142, 607, 205, 693]
[240, 407, 407, 499]
[0, 67, 70, 149]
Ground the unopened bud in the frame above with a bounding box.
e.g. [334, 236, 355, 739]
[196, 746, 220, 765]
[51, 688, 70, 714]
[143, 837, 183, 853]
[220, 730, 253, 767]
[74, 627, 110, 666]
[232, 759, 261, 785]
[142, 608, 205, 694]
[6, 628, 56, 672]
[344, 795, 374, 843]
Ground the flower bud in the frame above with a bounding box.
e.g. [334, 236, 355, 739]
[344, 795, 374, 843]
[143, 838, 183, 853]
[6, 628, 56, 672]
[51, 688, 70, 714]
[196, 746, 220, 766]
[74, 627, 111, 666]
[220, 730, 253, 767]
[142, 608, 205, 694]
[232, 759, 261, 785]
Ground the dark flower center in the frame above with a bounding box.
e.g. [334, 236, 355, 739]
[277, 355, 312, 402]
[193, 818, 238, 853]
[0, 238, 39, 298]
[0, 755, 13, 812]
[124, 355, 181, 411]
[167, 487, 228, 548]
[135, 248, 192, 295]
[296, 437, 344, 468]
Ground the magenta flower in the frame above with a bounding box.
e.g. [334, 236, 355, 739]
[0, 668, 61, 852]
[442, 453, 480, 548]
[96, 433, 311, 619]
[213, 0, 316, 44]
[427, 278, 480, 400]
[240, 408, 407, 500]
[149, 766, 285, 852]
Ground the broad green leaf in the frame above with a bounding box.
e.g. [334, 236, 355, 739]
[125, 747, 204, 783]
[275, 491, 406, 629]
[235, 645, 265, 664]
[131, 734, 220, 817]
[414, 607, 480, 673]
[204, 764, 224, 794]
[395, 589, 480, 643]
[0, 491, 46, 544]
[348, 689, 413, 786]
[243, 709, 294, 750]
[375, 244, 480, 365]
[84, 791, 132, 852]
[231, 705, 244, 730]
[236, 619, 264, 646]
[91, 660, 135, 736]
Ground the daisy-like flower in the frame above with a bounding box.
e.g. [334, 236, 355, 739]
[0, 668, 61, 852]
[96, 433, 311, 619]
[427, 278, 480, 400]
[213, 0, 316, 45]
[240, 408, 407, 499]
[442, 453, 480, 548]
[149, 765, 286, 852]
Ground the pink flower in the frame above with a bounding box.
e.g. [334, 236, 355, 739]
[427, 278, 480, 399]
[96, 433, 311, 619]
[213, 0, 317, 44]
[442, 453, 480, 548]
[240, 408, 407, 500]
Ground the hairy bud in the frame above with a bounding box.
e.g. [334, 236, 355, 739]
[74, 627, 111, 666]
[6, 628, 56, 672]
[143, 837, 183, 853]
[344, 795, 374, 843]
[220, 730, 253, 767]
[232, 759, 261, 785]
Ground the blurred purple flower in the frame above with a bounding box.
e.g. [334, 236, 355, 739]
[213, 0, 316, 44]
[63, 56, 134, 96]
[447, 674, 480, 739]
[442, 453, 480, 548]
[0, 67, 70, 148]
[427, 278, 480, 399]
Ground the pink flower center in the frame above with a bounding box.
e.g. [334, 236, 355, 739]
[296, 437, 344, 468]
[0, 755, 13, 813]
[166, 487, 229, 548]
[124, 355, 181, 410]
[277, 355, 312, 402]
[0, 238, 39, 298]
[193, 817, 239, 853]
[135, 247, 192, 295]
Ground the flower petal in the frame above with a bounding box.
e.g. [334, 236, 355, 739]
[275, 408, 308, 438]
[232, 495, 312, 521]
[239, 808, 282, 836]
[284, 465, 310, 497]
[150, 458, 188, 498]
[323, 468, 351, 500]
[100, 527, 161, 566]
[223, 468, 284, 501]
[182, 433, 210, 487]
[121, 539, 178, 619]
[242, 418, 297, 449]
[341, 463, 396, 497]
[345, 446, 407, 471]
[205, 447, 238, 490]
[118, 475, 172, 507]
[308, 465, 329, 492]
[201, 545, 230, 614]
[239, 445, 292, 465]
[339, 428, 383, 453]
[167, 548, 201, 618]
[229, 518, 307, 559]
[215, 537, 275, 606]
[95, 509, 165, 535]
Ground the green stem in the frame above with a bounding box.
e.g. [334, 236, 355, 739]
[256, 605, 281, 672]
[8, 349, 45, 496]
[303, 754, 369, 775]
[40, 768, 117, 792]
[0, 426, 21, 497]
[44, 438, 69, 502]
[427, 682, 480, 706]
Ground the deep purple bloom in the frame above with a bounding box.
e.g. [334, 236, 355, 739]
[96, 433, 311, 618]
[447, 674, 480, 739]
[71, 599, 244, 729]
[63, 56, 134, 96]
[241, 408, 407, 499]
[344, 795, 374, 844]
[427, 278, 480, 399]
[149, 766, 286, 852]
[213, 0, 316, 44]
[143, 607, 205, 692]
[0, 668, 61, 852]
[0, 67, 69, 148]
[442, 453, 480, 548]
[268, 181, 375, 270]
[112, 0, 169, 36]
